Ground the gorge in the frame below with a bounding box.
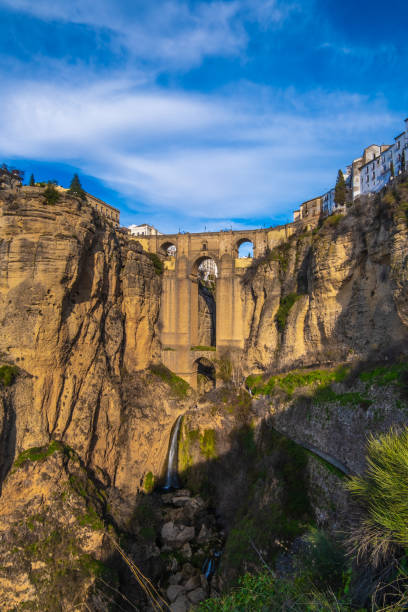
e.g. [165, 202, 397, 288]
[0, 177, 408, 610]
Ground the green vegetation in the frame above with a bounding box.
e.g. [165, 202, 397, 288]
[191, 345, 216, 351]
[43, 181, 60, 205]
[78, 505, 104, 531]
[147, 251, 164, 275]
[29, 173, 35, 186]
[346, 426, 408, 565]
[179, 426, 216, 468]
[275, 293, 300, 332]
[216, 353, 233, 383]
[199, 429, 216, 460]
[0, 364, 18, 386]
[13, 440, 66, 469]
[334, 169, 347, 207]
[359, 360, 408, 389]
[246, 365, 349, 398]
[149, 363, 190, 398]
[143, 471, 155, 493]
[241, 242, 292, 286]
[68, 173, 86, 200]
[324, 212, 344, 227]
[198, 571, 350, 611]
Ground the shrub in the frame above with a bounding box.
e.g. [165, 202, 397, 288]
[43, 181, 60, 205]
[324, 213, 344, 227]
[147, 252, 164, 275]
[149, 363, 190, 398]
[197, 571, 350, 611]
[199, 429, 216, 460]
[143, 471, 155, 493]
[0, 364, 18, 386]
[275, 293, 300, 332]
[346, 426, 408, 566]
[13, 440, 66, 469]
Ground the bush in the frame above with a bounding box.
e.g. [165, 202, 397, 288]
[0, 364, 18, 386]
[149, 363, 190, 398]
[143, 471, 155, 493]
[147, 252, 164, 275]
[346, 426, 408, 566]
[13, 440, 66, 469]
[275, 293, 300, 332]
[324, 213, 344, 227]
[197, 571, 350, 611]
[43, 182, 60, 205]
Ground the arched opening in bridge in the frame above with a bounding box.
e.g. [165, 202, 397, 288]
[237, 239, 254, 258]
[191, 256, 217, 348]
[195, 357, 216, 393]
[160, 241, 177, 257]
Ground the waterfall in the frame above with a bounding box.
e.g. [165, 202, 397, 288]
[163, 415, 183, 490]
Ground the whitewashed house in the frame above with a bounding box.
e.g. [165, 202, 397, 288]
[128, 223, 163, 236]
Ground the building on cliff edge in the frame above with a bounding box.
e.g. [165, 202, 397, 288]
[293, 116, 408, 221]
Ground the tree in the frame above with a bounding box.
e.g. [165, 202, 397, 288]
[334, 169, 346, 208]
[43, 181, 60, 205]
[29, 173, 35, 186]
[68, 173, 86, 200]
[402, 150, 406, 174]
[390, 160, 394, 178]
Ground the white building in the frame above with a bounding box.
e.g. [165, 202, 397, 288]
[128, 223, 162, 236]
[360, 119, 408, 196]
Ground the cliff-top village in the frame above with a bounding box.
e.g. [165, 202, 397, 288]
[2, 116, 407, 239]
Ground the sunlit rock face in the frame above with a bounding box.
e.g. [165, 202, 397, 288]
[240, 196, 408, 374]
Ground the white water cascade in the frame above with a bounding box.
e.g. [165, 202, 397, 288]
[163, 415, 183, 490]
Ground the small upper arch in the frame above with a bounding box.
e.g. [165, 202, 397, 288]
[159, 241, 177, 257]
[235, 238, 254, 258]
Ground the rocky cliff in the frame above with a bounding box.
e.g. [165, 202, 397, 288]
[241, 188, 408, 373]
[0, 179, 407, 610]
[0, 187, 197, 496]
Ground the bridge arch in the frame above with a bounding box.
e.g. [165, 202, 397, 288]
[236, 238, 254, 258]
[160, 241, 177, 257]
[194, 356, 216, 393]
[191, 254, 219, 278]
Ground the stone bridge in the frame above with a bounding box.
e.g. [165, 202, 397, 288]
[136, 225, 298, 388]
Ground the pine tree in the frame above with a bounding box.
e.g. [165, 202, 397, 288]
[402, 150, 406, 174]
[334, 169, 346, 208]
[29, 173, 35, 186]
[68, 173, 86, 200]
[390, 160, 394, 178]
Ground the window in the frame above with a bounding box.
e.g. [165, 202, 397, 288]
[202, 243, 207, 251]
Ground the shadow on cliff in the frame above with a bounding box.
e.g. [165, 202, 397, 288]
[0, 390, 16, 494]
[108, 410, 321, 610]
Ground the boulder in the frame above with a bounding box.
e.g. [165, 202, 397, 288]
[166, 584, 186, 603]
[168, 572, 183, 585]
[180, 542, 192, 559]
[170, 594, 190, 612]
[183, 574, 201, 592]
[161, 522, 195, 548]
[187, 587, 207, 605]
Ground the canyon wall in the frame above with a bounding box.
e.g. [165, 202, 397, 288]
[240, 191, 408, 374]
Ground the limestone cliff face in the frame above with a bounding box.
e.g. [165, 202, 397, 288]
[0, 187, 187, 498]
[242, 193, 408, 373]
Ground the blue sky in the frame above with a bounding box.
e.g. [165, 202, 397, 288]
[0, 0, 407, 233]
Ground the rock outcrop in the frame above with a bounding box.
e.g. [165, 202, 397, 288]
[241, 190, 408, 373]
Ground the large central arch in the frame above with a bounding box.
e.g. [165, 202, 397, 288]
[190, 255, 218, 348]
[143, 225, 296, 388]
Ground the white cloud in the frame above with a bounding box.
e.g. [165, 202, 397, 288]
[0, 76, 399, 231]
[0, 0, 299, 70]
